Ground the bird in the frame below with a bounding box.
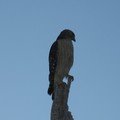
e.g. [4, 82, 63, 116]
[47, 29, 75, 100]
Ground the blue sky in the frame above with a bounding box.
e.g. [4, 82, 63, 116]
[0, 0, 120, 120]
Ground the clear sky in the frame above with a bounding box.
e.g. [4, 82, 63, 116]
[0, 0, 120, 120]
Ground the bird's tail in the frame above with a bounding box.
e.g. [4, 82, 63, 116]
[47, 83, 55, 100]
[47, 83, 54, 95]
[48, 74, 55, 100]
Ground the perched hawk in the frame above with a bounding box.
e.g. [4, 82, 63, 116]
[48, 29, 75, 99]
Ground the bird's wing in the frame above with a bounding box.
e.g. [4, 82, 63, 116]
[49, 41, 58, 83]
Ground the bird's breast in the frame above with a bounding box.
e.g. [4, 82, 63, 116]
[56, 39, 74, 76]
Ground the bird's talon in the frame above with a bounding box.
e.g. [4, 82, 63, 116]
[67, 75, 74, 81]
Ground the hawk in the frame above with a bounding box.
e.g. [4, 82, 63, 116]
[47, 29, 75, 99]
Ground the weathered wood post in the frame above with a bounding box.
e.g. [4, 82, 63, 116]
[51, 76, 74, 120]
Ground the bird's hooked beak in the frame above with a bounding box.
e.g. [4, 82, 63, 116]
[72, 38, 76, 42]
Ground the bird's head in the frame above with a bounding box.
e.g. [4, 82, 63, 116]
[57, 29, 76, 42]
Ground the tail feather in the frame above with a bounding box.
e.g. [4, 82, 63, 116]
[47, 84, 54, 95]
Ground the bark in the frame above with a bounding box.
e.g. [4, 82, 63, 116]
[51, 78, 74, 120]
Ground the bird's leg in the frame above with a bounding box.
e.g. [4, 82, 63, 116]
[58, 82, 67, 89]
[54, 77, 66, 89]
[66, 74, 74, 88]
[66, 74, 74, 81]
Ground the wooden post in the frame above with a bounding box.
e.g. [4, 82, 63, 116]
[51, 77, 74, 120]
